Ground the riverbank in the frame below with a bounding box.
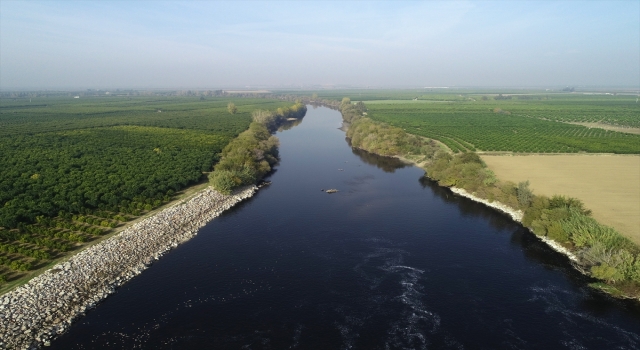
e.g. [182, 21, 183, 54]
[448, 187, 581, 264]
[0, 185, 257, 350]
[481, 154, 640, 243]
[336, 100, 640, 301]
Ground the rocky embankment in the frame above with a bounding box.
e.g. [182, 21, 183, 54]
[449, 187, 579, 263]
[0, 185, 257, 350]
[449, 187, 523, 222]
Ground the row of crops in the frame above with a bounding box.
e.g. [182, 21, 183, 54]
[364, 97, 640, 154]
[0, 96, 294, 287]
[0, 212, 136, 282]
[294, 89, 639, 128]
[0, 97, 289, 136]
[502, 95, 640, 128]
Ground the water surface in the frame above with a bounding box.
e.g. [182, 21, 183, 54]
[52, 106, 640, 349]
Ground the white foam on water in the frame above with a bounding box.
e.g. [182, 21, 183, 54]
[383, 257, 440, 349]
[529, 284, 640, 348]
[289, 324, 303, 349]
[347, 240, 464, 349]
[389, 265, 425, 274]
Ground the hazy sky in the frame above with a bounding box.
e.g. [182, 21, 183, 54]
[1, 1, 638, 89]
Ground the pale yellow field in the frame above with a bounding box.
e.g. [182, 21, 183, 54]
[567, 122, 640, 135]
[481, 154, 640, 244]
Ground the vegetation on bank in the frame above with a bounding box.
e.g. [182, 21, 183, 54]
[340, 98, 640, 298]
[0, 96, 295, 286]
[347, 117, 439, 158]
[209, 102, 307, 194]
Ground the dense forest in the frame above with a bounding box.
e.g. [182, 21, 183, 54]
[0, 96, 295, 285]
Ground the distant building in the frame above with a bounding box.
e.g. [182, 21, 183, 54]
[74, 96, 80, 99]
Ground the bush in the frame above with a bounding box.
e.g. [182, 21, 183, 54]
[563, 210, 631, 250]
[547, 221, 569, 243]
[209, 170, 243, 194]
[591, 264, 624, 283]
[516, 181, 533, 208]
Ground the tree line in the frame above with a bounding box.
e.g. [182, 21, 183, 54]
[209, 102, 307, 194]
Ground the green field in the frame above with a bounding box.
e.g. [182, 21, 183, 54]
[353, 93, 640, 154]
[0, 95, 291, 284]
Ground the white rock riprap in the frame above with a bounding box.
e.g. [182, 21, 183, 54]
[449, 187, 523, 222]
[0, 185, 257, 350]
[449, 186, 579, 263]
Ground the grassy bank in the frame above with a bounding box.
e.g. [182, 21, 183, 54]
[340, 99, 640, 299]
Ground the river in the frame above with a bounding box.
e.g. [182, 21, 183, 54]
[51, 106, 640, 349]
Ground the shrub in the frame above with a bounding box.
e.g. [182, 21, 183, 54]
[563, 210, 631, 250]
[522, 195, 549, 226]
[227, 102, 237, 115]
[516, 181, 533, 208]
[209, 170, 243, 194]
[547, 221, 569, 243]
[591, 264, 624, 283]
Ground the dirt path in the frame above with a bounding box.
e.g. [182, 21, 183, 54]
[566, 122, 640, 135]
[481, 154, 640, 244]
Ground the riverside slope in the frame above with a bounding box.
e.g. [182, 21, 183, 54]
[448, 187, 580, 263]
[0, 186, 257, 350]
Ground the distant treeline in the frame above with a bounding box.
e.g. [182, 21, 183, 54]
[1, 89, 320, 100]
[340, 98, 640, 299]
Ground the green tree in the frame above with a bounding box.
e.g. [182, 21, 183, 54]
[516, 181, 533, 208]
[227, 102, 237, 115]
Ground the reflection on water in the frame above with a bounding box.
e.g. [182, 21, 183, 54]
[350, 146, 410, 173]
[419, 172, 640, 322]
[419, 175, 514, 232]
[277, 117, 304, 131]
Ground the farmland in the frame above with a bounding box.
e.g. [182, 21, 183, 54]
[482, 154, 640, 243]
[359, 94, 640, 154]
[339, 91, 640, 241]
[0, 96, 292, 286]
[337, 95, 640, 297]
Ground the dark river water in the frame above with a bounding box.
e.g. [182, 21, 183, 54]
[52, 106, 640, 349]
